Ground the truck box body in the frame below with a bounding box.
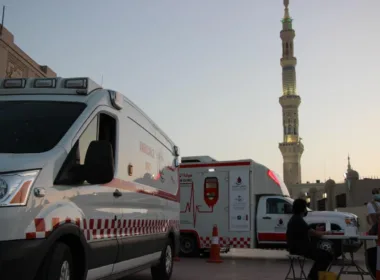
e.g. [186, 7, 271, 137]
[179, 156, 359, 256]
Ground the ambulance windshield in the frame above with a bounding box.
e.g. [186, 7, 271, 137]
[0, 101, 86, 153]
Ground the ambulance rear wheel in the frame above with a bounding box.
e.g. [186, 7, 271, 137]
[37, 242, 75, 280]
[180, 234, 199, 257]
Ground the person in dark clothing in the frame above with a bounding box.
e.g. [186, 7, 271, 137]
[286, 198, 334, 280]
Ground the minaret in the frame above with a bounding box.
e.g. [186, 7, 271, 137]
[279, 0, 304, 186]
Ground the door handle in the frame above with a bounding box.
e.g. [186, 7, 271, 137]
[263, 216, 272, 220]
[113, 189, 122, 198]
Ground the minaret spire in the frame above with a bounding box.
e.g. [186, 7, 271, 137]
[347, 154, 352, 171]
[278, 0, 304, 186]
[283, 0, 290, 19]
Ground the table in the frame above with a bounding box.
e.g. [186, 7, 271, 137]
[322, 234, 377, 279]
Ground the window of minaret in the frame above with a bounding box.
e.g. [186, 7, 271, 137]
[285, 43, 289, 56]
[290, 42, 293, 56]
[287, 125, 292, 134]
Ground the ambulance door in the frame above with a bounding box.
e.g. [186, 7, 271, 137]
[256, 196, 292, 245]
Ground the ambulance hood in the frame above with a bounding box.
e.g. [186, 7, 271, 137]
[284, 197, 357, 221]
[307, 210, 357, 219]
[0, 150, 58, 172]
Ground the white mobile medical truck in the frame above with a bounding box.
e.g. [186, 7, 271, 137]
[179, 156, 359, 257]
[0, 77, 180, 280]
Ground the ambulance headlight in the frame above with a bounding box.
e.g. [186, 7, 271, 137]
[0, 178, 8, 200]
[0, 170, 39, 207]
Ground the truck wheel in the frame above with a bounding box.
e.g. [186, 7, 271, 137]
[37, 242, 74, 280]
[151, 239, 174, 280]
[180, 234, 199, 257]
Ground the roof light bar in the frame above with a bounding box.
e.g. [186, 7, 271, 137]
[34, 78, 56, 88]
[3, 79, 26, 89]
[64, 78, 88, 89]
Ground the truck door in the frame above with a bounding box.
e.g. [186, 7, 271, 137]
[256, 196, 292, 245]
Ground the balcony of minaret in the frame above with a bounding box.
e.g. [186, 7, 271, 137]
[281, 57, 297, 67]
[280, 29, 295, 40]
[279, 95, 301, 107]
[279, 141, 304, 157]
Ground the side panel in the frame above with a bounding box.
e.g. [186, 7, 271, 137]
[226, 168, 252, 248]
[179, 165, 253, 249]
[112, 102, 179, 272]
[180, 171, 230, 249]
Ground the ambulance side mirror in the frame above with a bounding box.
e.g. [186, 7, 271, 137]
[84, 140, 115, 184]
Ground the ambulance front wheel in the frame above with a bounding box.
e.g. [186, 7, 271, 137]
[180, 234, 199, 257]
[37, 242, 75, 280]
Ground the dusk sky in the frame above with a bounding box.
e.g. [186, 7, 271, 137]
[4, 0, 380, 183]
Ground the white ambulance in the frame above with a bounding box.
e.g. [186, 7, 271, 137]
[0, 77, 180, 280]
[179, 156, 359, 257]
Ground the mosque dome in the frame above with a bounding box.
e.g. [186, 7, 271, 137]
[346, 169, 359, 180]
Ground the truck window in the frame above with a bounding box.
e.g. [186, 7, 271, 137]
[266, 198, 292, 214]
[309, 223, 341, 231]
[0, 101, 86, 153]
[55, 112, 116, 185]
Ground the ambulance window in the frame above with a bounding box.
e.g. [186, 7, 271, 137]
[78, 116, 98, 164]
[266, 198, 292, 214]
[54, 112, 116, 185]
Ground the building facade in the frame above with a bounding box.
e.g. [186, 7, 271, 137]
[278, 0, 304, 186]
[0, 25, 56, 78]
[289, 156, 380, 211]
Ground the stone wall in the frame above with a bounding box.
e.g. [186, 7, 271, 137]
[0, 24, 56, 78]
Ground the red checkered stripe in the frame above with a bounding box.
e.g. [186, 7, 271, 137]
[199, 236, 251, 248]
[25, 218, 180, 240]
[199, 237, 230, 248]
[229, 237, 251, 248]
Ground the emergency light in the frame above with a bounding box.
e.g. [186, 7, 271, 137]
[3, 79, 26, 89]
[34, 78, 56, 88]
[64, 78, 88, 89]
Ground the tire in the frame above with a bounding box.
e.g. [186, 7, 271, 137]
[151, 239, 174, 280]
[179, 234, 199, 257]
[36, 242, 74, 280]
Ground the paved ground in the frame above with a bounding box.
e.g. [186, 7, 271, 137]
[123, 249, 374, 280]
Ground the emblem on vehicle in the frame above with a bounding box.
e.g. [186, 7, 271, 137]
[236, 177, 242, 185]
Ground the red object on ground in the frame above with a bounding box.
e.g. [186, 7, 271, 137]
[207, 224, 223, 264]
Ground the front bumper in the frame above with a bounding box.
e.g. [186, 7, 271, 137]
[0, 238, 46, 280]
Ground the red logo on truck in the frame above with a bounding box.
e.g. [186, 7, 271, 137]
[236, 177, 242, 185]
[204, 177, 219, 208]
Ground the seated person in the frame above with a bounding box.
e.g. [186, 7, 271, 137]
[286, 198, 333, 280]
